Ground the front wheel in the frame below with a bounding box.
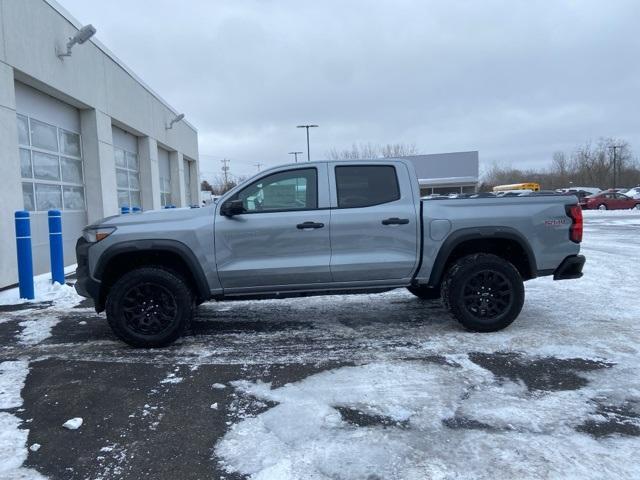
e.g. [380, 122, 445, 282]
[598, 204, 607, 210]
[106, 267, 194, 347]
[633, 204, 640, 210]
[441, 253, 524, 332]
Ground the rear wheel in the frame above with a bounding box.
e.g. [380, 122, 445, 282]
[633, 204, 640, 210]
[441, 253, 524, 332]
[106, 267, 194, 347]
[407, 285, 441, 300]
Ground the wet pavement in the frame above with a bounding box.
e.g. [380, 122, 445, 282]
[0, 212, 638, 479]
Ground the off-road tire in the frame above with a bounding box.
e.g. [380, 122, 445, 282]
[440, 253, 524, 332]
[407, 285, 441, 300]
[106, 267, 194, 348]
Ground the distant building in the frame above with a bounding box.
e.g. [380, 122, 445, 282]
[0, 0, 199, 288]
[400, 151, 479, 196]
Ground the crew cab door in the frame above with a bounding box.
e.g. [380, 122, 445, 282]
[214, 165, 332, 290]
[328, 162, 420, 282]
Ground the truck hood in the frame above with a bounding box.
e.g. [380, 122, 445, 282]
[87, 205, 215, 229]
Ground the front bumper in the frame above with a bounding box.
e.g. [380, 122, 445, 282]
[553, 254, 585, 280]
[74, 237, 101, 302]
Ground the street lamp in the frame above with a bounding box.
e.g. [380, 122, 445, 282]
[296, 125, 318, 162]
[609, 145, 623, 189]
[56, 24, 97, 59]
[288, 151, 303, 163]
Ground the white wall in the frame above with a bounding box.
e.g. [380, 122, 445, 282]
[0, 0, 200, 288]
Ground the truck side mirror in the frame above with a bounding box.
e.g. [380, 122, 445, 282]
[221, 199, 245, 217]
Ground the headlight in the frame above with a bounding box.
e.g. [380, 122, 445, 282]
[83, 226, 116, 243]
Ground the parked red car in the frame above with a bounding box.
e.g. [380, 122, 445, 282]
[580, 191, 640, 210]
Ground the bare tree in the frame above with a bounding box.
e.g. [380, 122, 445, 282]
[327, 142, 419, 160]
[482, 138, 640, 191]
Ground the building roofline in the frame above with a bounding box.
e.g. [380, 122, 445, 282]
[397, 150, 479, 159]
[43, 0, 197, 132]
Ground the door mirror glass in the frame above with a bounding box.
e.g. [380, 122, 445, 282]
[221, 199, 245, 217]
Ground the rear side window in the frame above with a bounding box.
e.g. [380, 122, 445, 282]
[335, 165, 400, 208]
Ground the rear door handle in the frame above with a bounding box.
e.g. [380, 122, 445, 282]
[297, 221, 325, 229]
[381, 217, 409, 225]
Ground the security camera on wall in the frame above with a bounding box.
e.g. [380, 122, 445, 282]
[57, 24, 97, 59]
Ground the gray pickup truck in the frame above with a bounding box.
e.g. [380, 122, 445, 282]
[75, 159, 585, 347]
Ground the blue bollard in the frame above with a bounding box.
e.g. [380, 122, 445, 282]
[121, 205, 130, 214]
[14, 211, 34, 300]
[48, 210, 65, 285]
[132, 206, 141, 213]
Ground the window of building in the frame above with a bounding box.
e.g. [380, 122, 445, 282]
[115, 147, 140, 208]
[233, 168, 317, 212]
[17, 114, 85, 211]
[159, 150, 172, 207]
[335, 165, 399, 208]
[183, 159, 192, 205]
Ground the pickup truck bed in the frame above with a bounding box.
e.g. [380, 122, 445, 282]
[75, 159, 584, 347]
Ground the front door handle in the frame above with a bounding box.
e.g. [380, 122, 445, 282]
[382, 217, 409, 225]
[297, 221, 325, 229]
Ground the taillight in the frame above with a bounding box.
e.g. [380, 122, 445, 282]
[566, 204, 583, 243]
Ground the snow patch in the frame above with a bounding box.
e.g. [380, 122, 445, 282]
[216, 359, 640, 479]
[160, 373, 183, 385]
[0, 264, 81, 307]
[0, 361, 45, 479]
[0, 361, 29, 409]
[19, 317, 60, 345]
[62, 417, 83, 430]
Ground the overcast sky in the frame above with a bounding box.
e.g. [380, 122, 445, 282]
[58, 0, 640, 180]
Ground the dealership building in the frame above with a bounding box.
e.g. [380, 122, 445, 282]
[403, 151, 479, 196]
[0, 0, 200, 288]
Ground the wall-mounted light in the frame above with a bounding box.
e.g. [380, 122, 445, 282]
[57, 24, 97, 60]
[166, 113, 185, 130]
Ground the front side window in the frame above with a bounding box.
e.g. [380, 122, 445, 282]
[335, 165, 400, 208]
[234, 168, 317, 213]
[18, 114, 85, 212]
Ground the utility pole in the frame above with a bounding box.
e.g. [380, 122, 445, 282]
[609, 145, 623, 189]
[296, 125, 319, 162]
[221, 158, 230, 191]
[288, 151, 303, 163]
[254, 162, 264, 172]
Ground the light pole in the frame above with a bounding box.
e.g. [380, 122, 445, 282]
[254, 162, 264, 172]
[609, 145, 623, 189]
[288, 151, 303, 163]
[221, 158, 230, 191]
[296, 125, 318, 162]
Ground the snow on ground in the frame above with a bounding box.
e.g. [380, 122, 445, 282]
[0, 360, 46, 479]
[216, 359, 639, 479]
[18, 317, 61, 346]
[0, 264, 81, 308]
[215, 212, 640, 480]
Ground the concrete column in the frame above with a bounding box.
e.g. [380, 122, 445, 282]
[189, 157, 201, 206]
[81, 109, 118, 223]
[170, 151, 186, 207]
[0, 63, 23, 288]
[138, 136, 161, 210]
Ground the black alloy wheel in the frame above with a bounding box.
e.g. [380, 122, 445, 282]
[122, 283, 178, 336]
[461, 270, 513, 320]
